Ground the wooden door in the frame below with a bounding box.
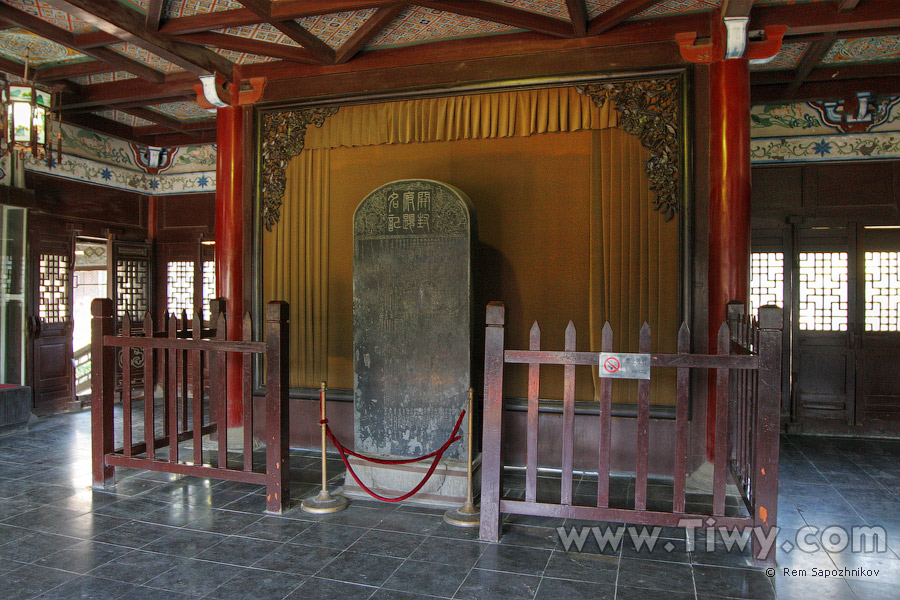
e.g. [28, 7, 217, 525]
[28, 226, 75, 414]
[108, 239, 153, 396]
[855, 226, 900, 434]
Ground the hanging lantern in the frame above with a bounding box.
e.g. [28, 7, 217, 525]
[0, 48, 61, 162]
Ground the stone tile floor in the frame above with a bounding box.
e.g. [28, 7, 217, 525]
[0, 410, 898, 599]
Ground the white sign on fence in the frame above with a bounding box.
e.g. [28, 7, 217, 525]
[598, 352, 651, 380]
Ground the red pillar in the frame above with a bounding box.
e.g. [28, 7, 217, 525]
[215, 104, 245, 427]
[706, 57, 751, 457]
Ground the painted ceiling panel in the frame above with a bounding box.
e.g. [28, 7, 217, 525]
[95, 109, 154, 128]
[163, 0, 244, 18]
[483, 0, 572, 19]
[823, 36, 900, 65]
[216, 23, 303, 48]
[586, 0, 626, 19]
[369, 6, 517, 47]
[149, 101, 215, 121]
[69, 71, 138, 85]
[117, 0, 149, 13]
[296, 9, 377, 49]
[751, 42, 809, 71]
[212, 48, 278, 64]
[6, 0, 97, 33]
[109, 42, 184, 72]
[0, 29, 89, 67]
[636, 0, 721, 18]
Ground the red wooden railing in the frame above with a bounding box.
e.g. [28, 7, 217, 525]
[479, 301, 782, 563]
[90, 298, 291, 513]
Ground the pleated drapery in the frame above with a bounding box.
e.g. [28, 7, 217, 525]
[263, 86, 679, 402]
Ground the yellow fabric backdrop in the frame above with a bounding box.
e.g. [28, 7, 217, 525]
[262, 86, 679, 403]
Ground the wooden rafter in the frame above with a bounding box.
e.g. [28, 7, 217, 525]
[334, 4, 406, 64]
[44, 0, 234, 78]
[837, 0, 862, 11]
[565, 0, 588, 36]
[72, 30, 120, 48]
[419, 0, 574, 38]
[751, 0, 900, 36]
[146, 0, 164, 31]
[119, 106, 201, 136]
[785, 35, 834, 98]
[0, 2, 164, 83]
[0, 56, 26, 78]
[178, 32, 321, 63]
[753, 75, 900, 102]
[35, 59, 117, 82]
[59, 72, 198, 110]
[722, 0, 754, 18]
[159, 1, 401, 36]
[588, 0, 662, 36]
[233, 0, 336, 64]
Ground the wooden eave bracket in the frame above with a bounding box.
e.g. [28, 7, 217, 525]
[676, 24, 786, 63]
[194, 74, 266, 109]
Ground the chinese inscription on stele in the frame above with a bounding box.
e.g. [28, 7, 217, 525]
[353, 180, 476, 461]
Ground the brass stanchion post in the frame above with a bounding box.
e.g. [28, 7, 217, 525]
[301, 381, 349, 514]
[444, 388, 480, 527]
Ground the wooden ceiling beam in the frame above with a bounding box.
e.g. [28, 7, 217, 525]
[587, 0, 662, 36]
[419, 0, 574, 38]
[752, 75, 900, 102]
[59, 74, 196, 110]
[45, 0, 234, 77]
[62, 111, 136, 139]
[785, 34, 833, 97]
[566, 0, 588, 36]
[785, 26, 900, 43]
[836, 0, 861, 11]
[179, 32, 320, 63]
[232, 0, 336, 63]
[0, 2, 165, 83]
[0, 56, 26, 78]
[751, 0, 900, 37]
[334, 4, 405, 64]
[72, 30, 120, 48]
[143, 129, 217, 146]
[119, 106, 201, 136]
[146, 0, 164, 31]
[134, 120, 217, 135]
[159, 1, 400, 36]
[722, 0, 754, 18]
[752, 62, 900, 85]
[35, 59, 117, 82]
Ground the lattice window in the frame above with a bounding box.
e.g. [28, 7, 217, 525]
[865, 251, 899, 332]
[750, 252, 784, 317]
[798, 252, 848, 331]
[166, 260, 194, 317]
[202, 260, 216, 320]
[38, 253, 70, 323]
[116, 259, 149, 321]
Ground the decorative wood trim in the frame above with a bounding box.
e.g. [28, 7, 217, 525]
[260, 107, 339, 230]
[577, 77, 681, 220]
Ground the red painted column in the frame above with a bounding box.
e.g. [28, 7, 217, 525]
[215, 104, 244, 427]
[706, 57, 751, 458]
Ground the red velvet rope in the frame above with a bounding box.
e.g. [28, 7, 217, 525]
[323, 410, 465, 502]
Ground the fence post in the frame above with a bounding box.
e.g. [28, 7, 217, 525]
[479, 302, 506, 543]
[265, 301, 291, 514]
[91, 298, 115, 488]
[753, 305, 782, 565]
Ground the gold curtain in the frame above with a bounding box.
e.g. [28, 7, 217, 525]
[263, 86, 679, 401]
[590, 128, 679, 404]
[262, 148, 331, 386]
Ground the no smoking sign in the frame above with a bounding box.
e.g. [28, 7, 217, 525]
[598, 352, 651, 380]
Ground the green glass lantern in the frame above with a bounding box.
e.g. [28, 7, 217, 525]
[2, 81, 53, 158]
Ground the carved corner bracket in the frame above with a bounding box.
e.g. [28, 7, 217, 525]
[577, 77, 681, 221]
[260, 106, 339, 231]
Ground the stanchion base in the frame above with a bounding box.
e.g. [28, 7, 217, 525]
[301, 490, 349, 514]
[443, 503, 480, 528]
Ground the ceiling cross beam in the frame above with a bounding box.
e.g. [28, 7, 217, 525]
[565, 0, 588, 36]
[44, 0, 234, 78]
[146, 0, 165, 31]
[178, 32, 321, 63]
[0, 2, 164, 83]
[233, 0, 336, 64]
[418, 0, 575, 38]
[119, 106, 201, 136]
[588, 0, 663, 36]
[785, 34, 834, 98]
[334, 4, 406, 63]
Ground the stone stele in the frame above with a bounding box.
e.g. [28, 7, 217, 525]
[347, 179, 478, 506]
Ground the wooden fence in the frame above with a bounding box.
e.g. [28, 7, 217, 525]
[90, 298, 291, 513]
[479, 301, 782, 563]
